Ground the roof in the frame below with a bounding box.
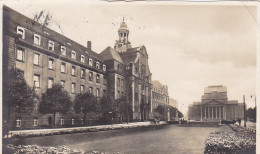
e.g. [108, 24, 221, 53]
[193, 102, 201, 105]
[204, 85, 227, 93]
[118, 22, 129, 31]
[99, 46, 124, 63]
[227, 100, 238, 104]
[202, 92, 227, 100]
[120, 52, 137, 65]
[152, 80, 164, 88]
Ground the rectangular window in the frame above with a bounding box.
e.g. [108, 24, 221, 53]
[16, 48, 25, 61]
[96, 62, 100, 69]
[72, 118, 75, 125]
[48, 40, 55, 51]
[33, 53, 40, 65]
[96, 74, 100, 83]
[81, 69, 85, 78]
[33, 118, 38, 126]
[81, 55, 85, 63]
[103, 76, 106, 85]
[61, 80, 65, 86]
[34, 74, 40, 88]
[97, 88, 100, 97]
[121, 79, 124, 87]
[118, 91, 120, 98]
[71, 51, 76, 59]
[89, 58, 93, 66]
[80, 85, 85, 93]
[89, 87, 93, 93]
[34, 34, 41, 45]
[72, 66, 76, 76]
[103, 64, 106, 71]
[17, 26, 25, 39]
[61, 46, 66, 56]
[71, 83, 76, 93]
[48, 77, 54, 89]
[89, 72, 93, 81]
[16, 118, 22, 127]
[61, 118, 64, 126]
[117, 77, 120, 86]
[61, 62, 66, 73]
[48, 58, 54, 69]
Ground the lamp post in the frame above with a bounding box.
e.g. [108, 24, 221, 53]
[243, 95, 246, 128]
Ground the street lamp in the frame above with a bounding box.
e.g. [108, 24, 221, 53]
[109, 111, 113, 125]
[243, 95, 246, 128]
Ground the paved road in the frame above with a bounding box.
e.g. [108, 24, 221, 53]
[7, 125, 224, 154]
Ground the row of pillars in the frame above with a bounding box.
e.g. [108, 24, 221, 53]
[201, 106, 226, 120]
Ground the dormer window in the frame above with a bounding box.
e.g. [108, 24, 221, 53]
[81, 55, 85, 63]
[96, 62, 100, 69]
[48, 40, 54, 51]
[34, 34, 41, 45]
[89, 58, 93, 66]
[103, 65, 106, 71]
[61, 46, 66, 56]
[17, 26, 25, 39]
[71, 51, 76, 59]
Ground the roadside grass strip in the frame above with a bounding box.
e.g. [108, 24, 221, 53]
[204, 125, 256, 154]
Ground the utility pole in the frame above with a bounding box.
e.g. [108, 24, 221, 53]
[243, 95, 246, 128]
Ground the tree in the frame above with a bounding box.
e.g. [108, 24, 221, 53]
[115, 95, 132, 123]
[154, 105, 184, 120]
[39, 84, 72, 127]
[7, 68, 38, 113]
[74, 92, 98, 125]
[100, 95, 116, 123]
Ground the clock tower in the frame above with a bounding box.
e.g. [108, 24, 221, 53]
[114, 18, 132, 52]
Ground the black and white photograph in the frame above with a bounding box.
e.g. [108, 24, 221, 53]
[1, 1, 259, 153]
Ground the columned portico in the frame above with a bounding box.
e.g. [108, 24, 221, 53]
[202, 105, 225, 121]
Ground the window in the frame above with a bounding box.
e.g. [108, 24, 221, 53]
[72, 66, 76, 76]
[71, 83, 76, 93]
[72, 118, 75, 125]
[48, 40, 55, 51]
[61, 46, 66, 56]
[89, 58, 93, 66]
[33, 118, 38, 126]
[61, 80, 65, 86]
[89, 87, 93, 93]
[61, 118, 64, 126]
[34, 74, 40, 88]
[16, 118, 22, 127]
[103, 76, 107, 85]
[48, 77, 54, 89]
[61, 62, 66, 73]
[17, 26, 25, 39]
[121, 79, 124, 87]
[117, 64, 120, 71]
[80, 85, 85, 93]
[48, 58, 54, 69]
[97, 88, 100, 97]
[103, 65, 106, 71]
[34, 53, 40, 65]
[71, 51, 76, 59]
[117, 77, 120, 86]
[118, 91, 120, 98]
[81, 69, 85, 78]
[16, 48, 25, 61]
[135, 92, 138, 101]
[34, 34, 41, 45]
[81, 55, 85, 63]
[96, 62, 100, 69]
[96, 74, 100, 83]
[89, 72, 93, 81]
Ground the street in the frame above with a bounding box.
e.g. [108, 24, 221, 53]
[6, 125, 226, 154]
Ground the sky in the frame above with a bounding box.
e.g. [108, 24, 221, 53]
[3, 1, 258, 115]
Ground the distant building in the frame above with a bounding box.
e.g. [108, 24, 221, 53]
[151, 80, 169, 111]
[188, 85, 244, 122]
[169, 98, 178, 109]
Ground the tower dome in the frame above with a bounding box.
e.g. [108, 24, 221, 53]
[118, 21, 129, 31]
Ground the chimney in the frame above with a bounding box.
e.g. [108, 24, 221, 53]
[87, 41, 91, 50]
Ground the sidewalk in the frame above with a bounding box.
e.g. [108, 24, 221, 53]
[5, 121, 166, 138]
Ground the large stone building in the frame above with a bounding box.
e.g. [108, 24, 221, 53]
[151, 80, 169, 111]
[2, 6, 155, 130]
[188, 85, 244, 122]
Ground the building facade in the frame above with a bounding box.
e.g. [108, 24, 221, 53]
[188, 85, 244, 122]
[3, 6, 155, 130]
[151, 80, 169, 111]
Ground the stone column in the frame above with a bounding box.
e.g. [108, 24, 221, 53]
[131, 77, 135, 112]
[208, 106, 210, 119]
[205, 106, 206, 119]
[223, 106, 225, 120]
[216, 106, 218, 119]
[219, 106, 221, 119]
[211, 107, 213, 119]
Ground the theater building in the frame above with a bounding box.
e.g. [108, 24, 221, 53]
[3, 6, 154, 129]
[188, 85, 244, 122]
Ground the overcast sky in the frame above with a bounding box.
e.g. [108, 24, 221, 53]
[4, 1, 257, 115]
